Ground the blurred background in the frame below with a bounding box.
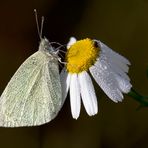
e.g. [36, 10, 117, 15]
[0, 0, 148, 147]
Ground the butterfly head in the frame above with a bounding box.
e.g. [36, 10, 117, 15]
[39, 37, 56, 53]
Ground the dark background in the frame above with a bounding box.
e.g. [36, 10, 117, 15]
[0, 0, 148, 147]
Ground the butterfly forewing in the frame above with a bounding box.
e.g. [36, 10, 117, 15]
[0, 47, 62, 127]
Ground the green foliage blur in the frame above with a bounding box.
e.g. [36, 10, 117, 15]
[0, 0, 148, 148]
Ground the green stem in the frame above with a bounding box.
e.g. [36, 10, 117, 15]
[128, 88, 148, 106]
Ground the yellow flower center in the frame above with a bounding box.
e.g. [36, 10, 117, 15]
[66, 38, 100, 73]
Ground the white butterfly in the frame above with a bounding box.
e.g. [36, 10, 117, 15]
[0, 11, 63, 127]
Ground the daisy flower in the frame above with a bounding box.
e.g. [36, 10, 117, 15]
[60, 37, 132, 119]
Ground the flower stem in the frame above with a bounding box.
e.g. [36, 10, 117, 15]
[128, 88, 148, 106]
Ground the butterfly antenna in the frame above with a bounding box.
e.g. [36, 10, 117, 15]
[34, 9, 43, 40]
[40, 16, 44, 38]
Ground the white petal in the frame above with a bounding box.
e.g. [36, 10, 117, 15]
[90, 57, 124, 102]
[78, 71, 98, 116]
[97, 40, 130, 65]
[90, 40, 132, 102]
[99, 40, 132, 91]
[70, 74, 81, 119]
[67, 37, 77, 49]
[109, 61, 130, 81]
[60, 68, 71, 102]
[96, 40, 130, 73]
[115, 74, 132, 93]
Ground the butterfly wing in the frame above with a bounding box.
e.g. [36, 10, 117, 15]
[0, 51, 62, 127]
